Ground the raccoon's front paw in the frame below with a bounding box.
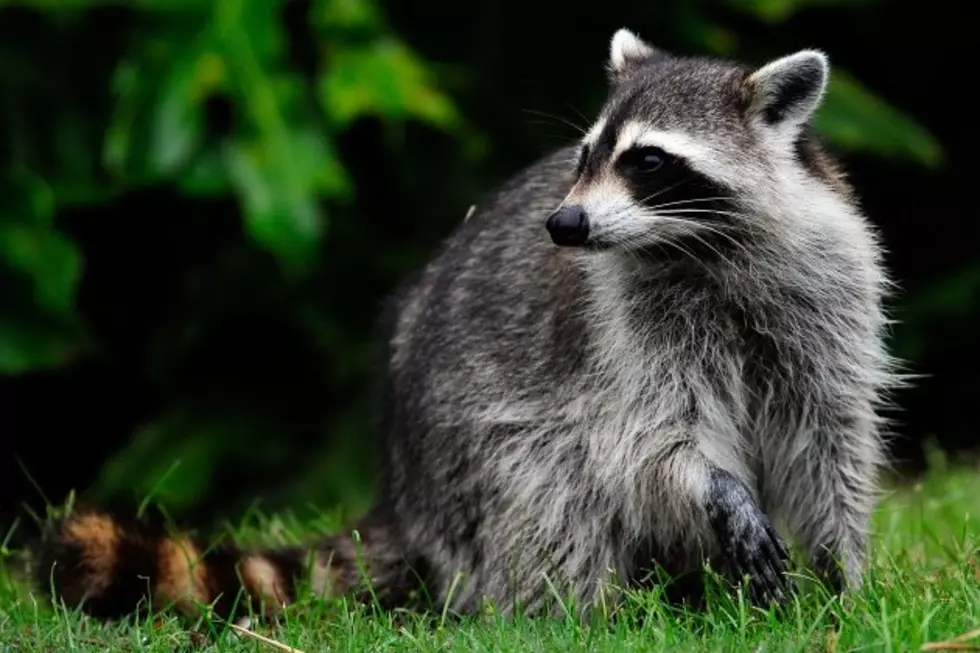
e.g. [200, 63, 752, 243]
[706, 469, 791, 605]
[722, 510, 790, 605]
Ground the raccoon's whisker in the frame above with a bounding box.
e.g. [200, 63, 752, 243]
[640, 227, 716, 275]
[660, 238, 714, 273]
[646, 215, 745, 267]
[605, 226, 652, 260]
[681, 225, 751, 259]
[635, 176, 696, 205]
[661, 223, 736, 269]
[630, 241, 670, 265]
[624, 238, 672, 273]
[564, 102, 593, 129]
[654, 208, 766, 242]
[681, 230, 737, 269]
[656, 208, 750, 219]
[604, 218, 666, 269]
[521, 109, 588, 136]
[526, 123, 594, 145]
[654, 214, 748, 247]
[647, 196, 735, 210]
[651, 212, 750, 240]
[615, 238, 648, 269]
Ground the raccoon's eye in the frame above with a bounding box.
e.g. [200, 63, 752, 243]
[621, 146, 667, 172]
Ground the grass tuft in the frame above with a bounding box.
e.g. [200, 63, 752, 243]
[2, 461, 979, 651]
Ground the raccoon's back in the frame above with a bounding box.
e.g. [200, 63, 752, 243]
[389, 145, 593, 398]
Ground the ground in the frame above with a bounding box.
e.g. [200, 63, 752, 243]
[2, 451, 979, 652]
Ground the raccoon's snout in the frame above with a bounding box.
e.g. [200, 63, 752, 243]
[546, 205, 590, 247]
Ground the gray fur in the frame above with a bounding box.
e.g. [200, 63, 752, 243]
[358, 30, 900, 617]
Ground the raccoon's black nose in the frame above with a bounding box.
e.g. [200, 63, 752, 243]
[546, 205, 589, 247]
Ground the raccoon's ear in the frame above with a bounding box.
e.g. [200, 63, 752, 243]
[607, 28, 661, 82]
[745, 50, 829, 131]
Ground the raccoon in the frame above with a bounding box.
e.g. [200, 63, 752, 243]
[35, 29, 897, 623]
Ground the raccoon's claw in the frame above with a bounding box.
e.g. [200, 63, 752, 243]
[706, 468, 791, 606]
[732, 516, 791, 606]
[723, 511, 791, 605]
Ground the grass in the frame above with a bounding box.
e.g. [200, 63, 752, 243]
[2, 454, 980, 652]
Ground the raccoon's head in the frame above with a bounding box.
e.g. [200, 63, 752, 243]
[546, 29, 850, 257]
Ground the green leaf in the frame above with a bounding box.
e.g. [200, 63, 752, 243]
[0, 170, 85, 374]
[233, 0, 284, 65]
[177, 146, 232, 196]
[320, 38, 460, 130]
[0, 170, 82, 315]
[901, 264, 980, 322]
[672, 4, 740, 56]
[0, 222, 82, 314]
[889, 264, 980, 362]
[92, 413, 222, 511]
[91, 408, 290, 513]
[130, 0, 213, 12]
[223, 134, 339, 274]
[103, 35, 227, 185]
[814, 70, 944, 168]
[0, 313, 84, 375]
[0, 167, 54, 224]
[725, 0, 877, 22]
[312, 0, 382, 32]
[215, 0, 351, 272]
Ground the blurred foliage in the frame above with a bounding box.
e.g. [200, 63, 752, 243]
[816, 71, 944, 168]
[0, 0, 464, 373]
[0, 168, 85, 373]
[0, 0, 965, 523]
[0, 0, 474, 517]
[723, 0, 877, 23]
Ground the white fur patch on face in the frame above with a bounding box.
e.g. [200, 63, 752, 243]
[573, 175, 645, 245]
[614, 121, 713, 161]
[583, 117, 607, 148]
[578, 175, 630, 212]
[612, 120, 747, 190]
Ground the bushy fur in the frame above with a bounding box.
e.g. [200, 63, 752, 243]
[34, 30, 900, 623]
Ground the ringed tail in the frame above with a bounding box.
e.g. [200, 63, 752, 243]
[33, 507, 405, 622]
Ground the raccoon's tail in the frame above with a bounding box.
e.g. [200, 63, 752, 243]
[33, 506, 414, 622]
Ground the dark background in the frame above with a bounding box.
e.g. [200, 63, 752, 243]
[1, 0, 975, 540]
